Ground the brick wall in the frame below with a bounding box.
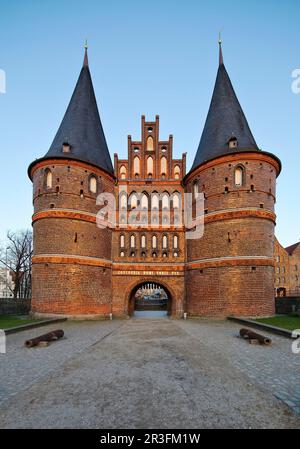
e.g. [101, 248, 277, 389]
[185, 153, 278, 317]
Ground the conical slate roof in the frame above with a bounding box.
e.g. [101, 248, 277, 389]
[192, 44, 259, 170]
[42, 48, 113, 174]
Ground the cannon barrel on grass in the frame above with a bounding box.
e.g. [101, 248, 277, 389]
[239, 328, 272, 345]
[25, 329, 64, 348]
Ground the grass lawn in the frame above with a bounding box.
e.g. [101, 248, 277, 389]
[0, 315, 44, 330]
[255, 315, 300, 331]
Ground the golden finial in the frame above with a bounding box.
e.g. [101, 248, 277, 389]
[84, 39, 88, 50]
[218, 30, 222, 45]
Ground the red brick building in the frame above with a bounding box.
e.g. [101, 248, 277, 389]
[274, 239, 300, 297]
[28, 43, 281, 318]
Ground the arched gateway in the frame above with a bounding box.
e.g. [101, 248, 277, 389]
[129, 282, 172, 317]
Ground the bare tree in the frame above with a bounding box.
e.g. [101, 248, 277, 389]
[0, 230, 33, 299]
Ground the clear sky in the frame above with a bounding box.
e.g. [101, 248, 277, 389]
[0, 0, 299, 247]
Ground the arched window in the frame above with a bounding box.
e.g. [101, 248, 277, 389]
[89, 175, 97, 194]
[129, 192, 138, 209]
[172, 192, 180, 209]
[120, 165, 126, 180]
[120, 235, 125, 247]
[120, 192, 127, 209]
[152, 235, 157, 249]
[234, 166, 244, 187]
[141, 235, 146, 248]
[45, 169, 52, 189]
[160, 156, 167, 176]
[147, 136, 154, 152]
[133, 157, 140, 176]
[162, 192, 169, 209]
[174, 165, 180, 179]
[162, 235, 168, 249]
[173, 235, 178, 249]
[151, 193, 159, 210]
[147, 156, 153, 177]
[141, 193, 148, 210]
[130, 234, 135, 248]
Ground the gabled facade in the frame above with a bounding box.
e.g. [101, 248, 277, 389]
[274, 239, 300, 296]
[28, 43, 281, 318]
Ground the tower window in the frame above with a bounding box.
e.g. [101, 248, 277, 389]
[228, 136, 238, 149]
[45, 169, 52, 189]
[62, 142, 71, 153]
[234, 166, 244, 187]
[89, 175, 97, 194]
[193, 181, 198, 198]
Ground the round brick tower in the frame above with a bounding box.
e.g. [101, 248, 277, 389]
[185, 42, 281, 317]
[28, 47, 115, 318]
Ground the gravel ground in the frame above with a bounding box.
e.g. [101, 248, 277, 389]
[0, 318, 299, 429]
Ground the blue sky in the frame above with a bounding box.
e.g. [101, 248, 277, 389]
[0, 0, 299, 247]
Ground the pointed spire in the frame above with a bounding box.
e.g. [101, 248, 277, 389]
[191, 43, 259, 170]
[42, 47, 113, 174]
[83, 39, 89, 67]
[218, 32, 223, 66]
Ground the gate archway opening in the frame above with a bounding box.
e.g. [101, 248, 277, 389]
[129, 282, 172, 318]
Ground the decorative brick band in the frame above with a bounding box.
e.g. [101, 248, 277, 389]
[32, 209, 97, 225]
[189, 208, 276, 228]
[33, 207, 276, 229]
[185, 151, 281, 183]
[32, 254, 112, 268]
[187, 256, 275, 270]
[29, 158, 115, 182]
